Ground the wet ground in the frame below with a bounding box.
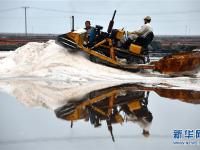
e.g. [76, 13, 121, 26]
[0, 81, 199, 150]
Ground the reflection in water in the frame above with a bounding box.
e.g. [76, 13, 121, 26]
[153, 88, 200, 104]
[55, 84, 200, 142]
[0, 80, 199, 142]
[0, 79, 199, 110]
[55, 84, 152, 142]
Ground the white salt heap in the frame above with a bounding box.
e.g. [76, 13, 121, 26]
[0, 40, 142, 82]
[0, 51, 12, 59]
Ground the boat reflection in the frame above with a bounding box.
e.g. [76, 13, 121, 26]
[55, 83, 200, 142]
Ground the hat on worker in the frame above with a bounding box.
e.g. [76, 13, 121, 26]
[144, 16, 151, 21]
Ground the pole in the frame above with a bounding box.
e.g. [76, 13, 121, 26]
[22, 6, 29, 36]
[71, 16, 74, 32]
[185, 25, 188, 36]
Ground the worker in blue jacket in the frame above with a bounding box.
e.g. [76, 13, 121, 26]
[84, 20, 95, 47]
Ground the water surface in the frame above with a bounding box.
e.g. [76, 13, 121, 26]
[0, 82, 199, 150]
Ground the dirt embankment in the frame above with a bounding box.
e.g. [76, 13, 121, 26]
[0, 33, 200, 52]
[0, 33, 57, 51]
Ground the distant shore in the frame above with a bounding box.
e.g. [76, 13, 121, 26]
[0, 33, 200, 53]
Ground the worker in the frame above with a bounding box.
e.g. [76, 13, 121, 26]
[122, 16, 153, 48]
[125, 105, 153, 137]
[119, 91, 153, 138]
[84, 20, 95, 46]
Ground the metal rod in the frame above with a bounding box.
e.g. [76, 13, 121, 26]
[22, 6, 29, 36]
[71, 16, 74, 32]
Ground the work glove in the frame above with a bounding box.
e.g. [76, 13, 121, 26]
[83, 41, 87, 45]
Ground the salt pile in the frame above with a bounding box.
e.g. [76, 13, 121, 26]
[0, 51, 13, 59]
[0, 40, 142, 82]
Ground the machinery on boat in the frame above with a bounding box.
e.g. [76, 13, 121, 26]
[57, 10, 200, 75]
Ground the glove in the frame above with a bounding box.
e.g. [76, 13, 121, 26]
[83, 41, 87, 45]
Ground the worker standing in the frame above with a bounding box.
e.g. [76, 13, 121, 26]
[84, 20, 95, 46]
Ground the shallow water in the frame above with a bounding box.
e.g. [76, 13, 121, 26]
[0, 81, 199, 150]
